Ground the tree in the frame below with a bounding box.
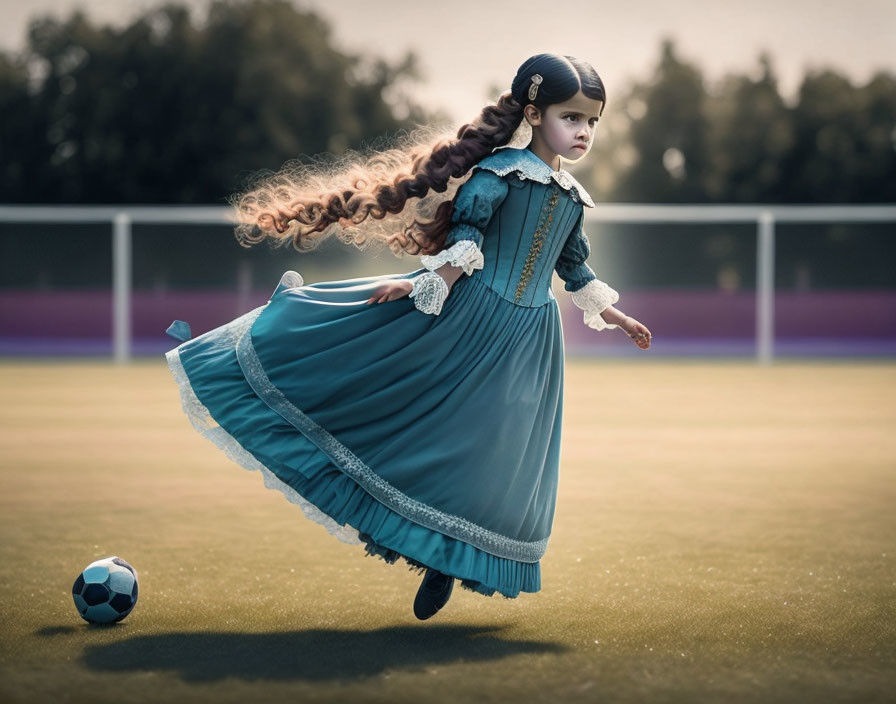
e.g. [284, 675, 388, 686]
[0, 0, 433, 204]
[608, 38, 712, 203]
[781, 68, 896, 202]
[582, 40, 896, 291]
[704, 52, 794, 203]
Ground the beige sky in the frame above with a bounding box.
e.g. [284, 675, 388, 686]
[2, 0, 894, 124]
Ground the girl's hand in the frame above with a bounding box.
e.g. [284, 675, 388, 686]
[366, 280, 414, 304]
[621, 316, 652, 350]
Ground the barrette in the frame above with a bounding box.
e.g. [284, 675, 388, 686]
[528, 74, 543, 101]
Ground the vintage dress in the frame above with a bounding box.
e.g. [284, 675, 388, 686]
[165, 146, 620, 599]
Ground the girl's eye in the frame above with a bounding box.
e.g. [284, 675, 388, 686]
[565, 115, 599, 127]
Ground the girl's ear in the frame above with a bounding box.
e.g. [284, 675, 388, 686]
[523, 104, 542, 127]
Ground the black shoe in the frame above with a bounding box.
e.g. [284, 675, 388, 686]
[413, 568, 455, 620]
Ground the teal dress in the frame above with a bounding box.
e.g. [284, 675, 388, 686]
[165, 146, 621, 599]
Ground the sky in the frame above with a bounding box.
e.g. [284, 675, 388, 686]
[1, 0, 894, 124]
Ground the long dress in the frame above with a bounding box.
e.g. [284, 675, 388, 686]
[165, 146, 621, 599]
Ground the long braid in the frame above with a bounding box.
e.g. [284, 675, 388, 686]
[230, 91, 524, 256]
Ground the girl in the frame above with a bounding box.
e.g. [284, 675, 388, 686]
[165, 52, 652, 621]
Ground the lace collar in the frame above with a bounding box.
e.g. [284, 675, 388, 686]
[475, 146, 596, 208]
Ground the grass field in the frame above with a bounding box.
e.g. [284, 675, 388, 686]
[0, 359, 894, 703]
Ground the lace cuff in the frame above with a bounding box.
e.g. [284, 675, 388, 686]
[570, 278, 620, 331]
[419, 239, 484, 276]
[409, 271, 450, 316]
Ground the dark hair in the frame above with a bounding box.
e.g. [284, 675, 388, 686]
[511, 53, 607, 116]
[231, 53, 606, 256]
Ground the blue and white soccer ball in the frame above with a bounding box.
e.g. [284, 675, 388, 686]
[71, 556, 139, 624]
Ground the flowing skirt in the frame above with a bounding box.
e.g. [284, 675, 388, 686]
[166, 267, 566, 598]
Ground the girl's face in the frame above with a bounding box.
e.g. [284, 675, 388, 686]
[532, 91, 604, 162]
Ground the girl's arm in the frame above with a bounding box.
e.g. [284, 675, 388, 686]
[554, 213, 620, 332]
[432, 262, 465, 290]
[407, 170, 510, 315]
[554, 212, 652, 349]
[600, 305, 652, 349]
[367, 262, 464, 310]
[598, 304, 627, 328]
[398, 260, 466, 314]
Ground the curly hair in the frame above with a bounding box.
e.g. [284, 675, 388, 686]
[229, 53, 606, 258]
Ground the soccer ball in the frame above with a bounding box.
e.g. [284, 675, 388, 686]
[72, 556, 139, 624]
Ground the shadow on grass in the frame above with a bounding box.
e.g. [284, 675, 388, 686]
[37, 624, 569, 682]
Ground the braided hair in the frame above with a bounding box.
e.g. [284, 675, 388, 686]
[229, 53, 606, 257]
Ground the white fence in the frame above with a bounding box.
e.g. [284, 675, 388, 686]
[2, 204, 895, 364]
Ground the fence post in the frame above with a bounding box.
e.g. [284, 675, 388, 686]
[113, 212, 132, 363]
[756, 211, 775, 365]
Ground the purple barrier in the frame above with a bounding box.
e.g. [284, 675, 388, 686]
[562, 289, 896, 347]
[2, 288, 895, 357]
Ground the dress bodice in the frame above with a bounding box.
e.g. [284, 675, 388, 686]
[416, 146, 621, 329]
[452, 147, 596, 307]
[473, 176, 582, 307]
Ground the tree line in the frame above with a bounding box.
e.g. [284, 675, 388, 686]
[1, 0, 893, 292]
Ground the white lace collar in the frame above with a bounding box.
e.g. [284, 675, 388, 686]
[475, 146, 596, 208]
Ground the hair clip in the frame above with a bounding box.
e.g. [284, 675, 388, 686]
[528, 74, 543, 101]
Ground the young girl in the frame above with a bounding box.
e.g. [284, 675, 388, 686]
[165, 52, 651, 621]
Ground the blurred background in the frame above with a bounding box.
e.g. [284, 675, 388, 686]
[0, 0, 894, 359]
[2, 4, 895, 703]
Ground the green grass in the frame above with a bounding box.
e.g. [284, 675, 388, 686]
[0, 360, 894, 703]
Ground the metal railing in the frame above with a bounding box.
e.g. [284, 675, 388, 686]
[590, 204, 896, 364]
[2, 204, 895, 364]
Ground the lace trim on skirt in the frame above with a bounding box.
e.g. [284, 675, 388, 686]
[165, 308, 364, 546]
[234, 321, 549, 563]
